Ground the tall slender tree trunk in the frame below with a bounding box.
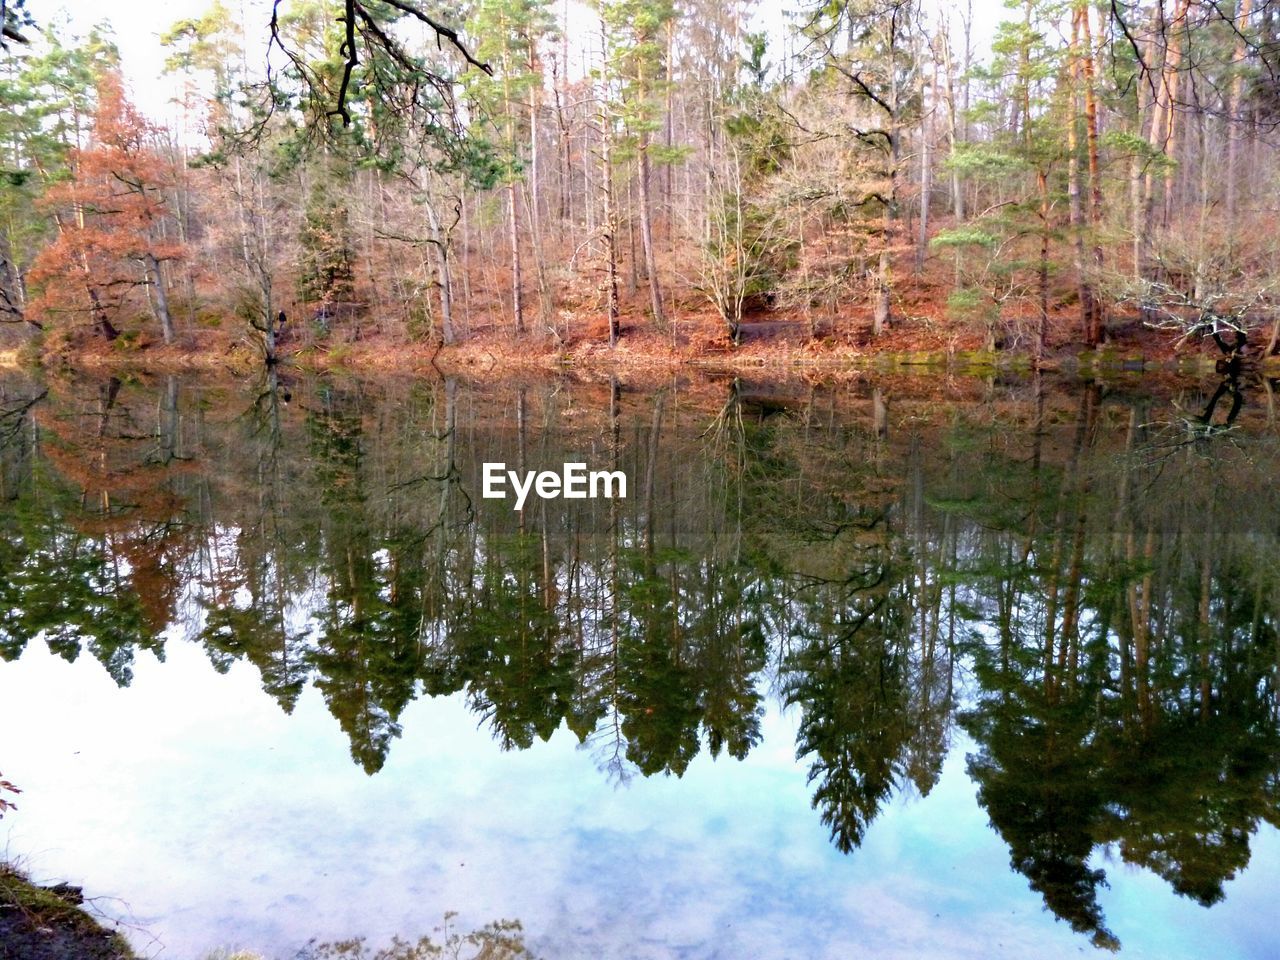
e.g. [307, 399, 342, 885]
[551, 53, 573, 223]
[599, 68, 620, 346]
[144, 252, 176, 344]
[508, 181, 525, 334]
[1020, 0, 1048, 361]
[1080, 2, 1104, 343]
[873, 41, 900, 339]
[1226, 0, 1254, 228]
[638, 144, 666, 326]
[1142, 0, 1191, 252]
[426, 200, 455, 345]
[1037, 171, 1049, 361]
[527, 47, 554, 333]
[1068, 10, 1094, 344]
[941, 27, 964, 220]
[915, 51, 934, 274]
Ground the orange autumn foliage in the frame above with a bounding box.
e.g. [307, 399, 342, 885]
[29, 72, 184, 342]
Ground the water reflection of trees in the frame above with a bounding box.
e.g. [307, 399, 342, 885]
[2, 372, 1280, 949]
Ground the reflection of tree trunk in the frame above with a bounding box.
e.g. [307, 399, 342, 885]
[644, 393, 664, 555]
[1198, 377, 1245, 428]
[160, 375, 179, 464]
[872, 388, 888, 441]
[607, 375, 622, 771]
[1111, 406, 1138, 720]
[94, 378, 122, 515]
[1043, 385, 1094, 697]
[517, 387, 527, 535]
[1127, 527, 1156, 729]
[1197, 517, 1214, 721]
[441, 378, 458, 535]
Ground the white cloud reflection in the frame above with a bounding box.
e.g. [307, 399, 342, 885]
[1, 638, 1276, 959]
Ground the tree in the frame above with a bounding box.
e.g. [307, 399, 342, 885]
[697, 32, 792, 342]
[802, 0, 919, 339]
[0, 25, 119, 331]
[264, 0, 490, 135]
[598, 0, 678, 328]
[298, 159, 357, 316]
[1, 0, 32, 50]
[29, 72, 184, 343]
[466, 0, 556, 335]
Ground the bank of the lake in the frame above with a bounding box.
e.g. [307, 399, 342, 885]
[0, 864, 135, 960]
[2, 316, 1260, 379]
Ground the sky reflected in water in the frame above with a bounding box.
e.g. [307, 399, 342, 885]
[3, 635, 1276, 960]
[4, 371, 1280, 959]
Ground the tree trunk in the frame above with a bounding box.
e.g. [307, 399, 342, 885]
[873, 37, 901, 339]
[508, 181, 525, 334]
[638, 144, 666, 326]
[1080, 2, 1104, 343]
[1037, 169, 1050, 362]
[600, 72, 620, 346]
[1226, 0, 1254, 227]
[88, 288, 118, 340]
[144, 252, 176, 344]
[426, 201, 455, 345]
[1068, 9, 1093, 343]
[1142, 0, 1191, 252]
[915, 51, 934, 274]
[941, 29, 964, 220]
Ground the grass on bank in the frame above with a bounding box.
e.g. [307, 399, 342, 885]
[0, 862, 136, 958]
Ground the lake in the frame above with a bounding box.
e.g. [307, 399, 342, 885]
[2, 369, 1279, 959]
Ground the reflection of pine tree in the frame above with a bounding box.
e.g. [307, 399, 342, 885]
[305, 393, 415, 774]
[963, 646, 1118, 952]
[782, 518, 915, 853]
[464, 533, 574, 750]
[0, 497, 160, 685]
[197, 372, 313, 713]
[688, 561, 767, 761]
[1096, 550, 1280, 908]
[616, 550, 703, 776]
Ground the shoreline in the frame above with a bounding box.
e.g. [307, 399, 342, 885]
[0, 864, 135, 960]
[1, 327, 1264, 381]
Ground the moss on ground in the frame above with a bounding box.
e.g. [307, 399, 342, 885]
[0, 864, 134, 960]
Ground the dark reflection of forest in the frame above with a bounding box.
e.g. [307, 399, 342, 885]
[3, 370, 1280, 951]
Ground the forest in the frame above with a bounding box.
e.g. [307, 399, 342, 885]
[1, 0, 1280, 368]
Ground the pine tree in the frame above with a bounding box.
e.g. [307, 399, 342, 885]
[467, 0, 556, 335]
[598, 0, 678, 329]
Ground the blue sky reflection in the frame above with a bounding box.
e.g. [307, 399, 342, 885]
[1, 638, 1275, 959]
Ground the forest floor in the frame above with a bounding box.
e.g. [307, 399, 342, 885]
[2, 305, 1270, 379]
[0, 865, 134, 960]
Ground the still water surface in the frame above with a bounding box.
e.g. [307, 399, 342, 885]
[1, 371, 1278, 958]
